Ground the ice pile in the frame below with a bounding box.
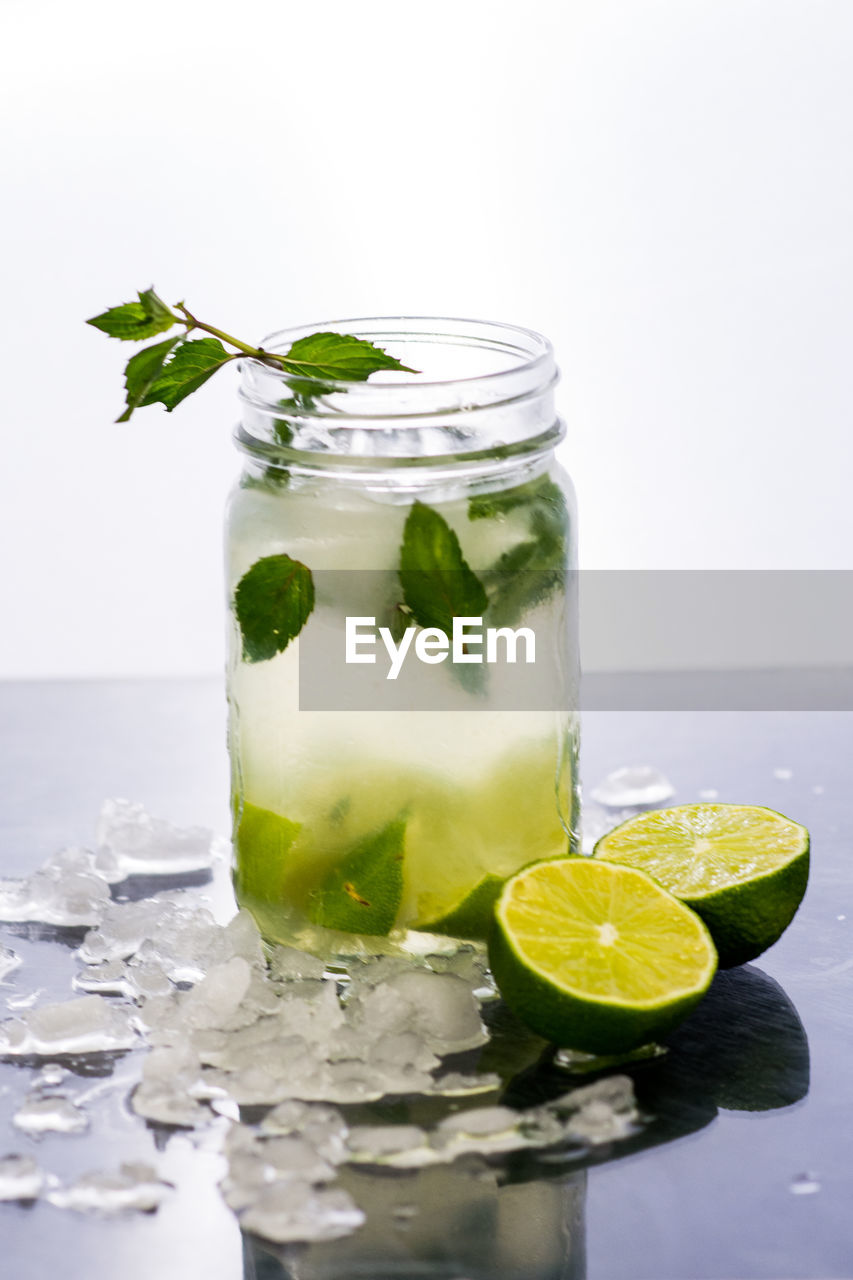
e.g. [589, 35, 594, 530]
[0, 800, 219, 929]
[0, 803, 648, 1245]
[133, 944, 489, 1110]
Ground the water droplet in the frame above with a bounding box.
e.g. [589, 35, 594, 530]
[812, 785, 825, 796]
[698, 789, 719, 801]
[836, 914, 846, 922]
[774, 768, 793, 781]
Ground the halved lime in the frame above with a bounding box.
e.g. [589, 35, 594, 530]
[417, 873, 505, 941]
[593, 803, 810, 967]
[489, 858, 717, 1054]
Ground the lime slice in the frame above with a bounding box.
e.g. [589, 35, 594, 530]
[233, 802, 302, 904]
[593, 803, 810, 967]
[489, 858, 717, 1054]
[307, 819, 406, 936]
[417, 874, 505, 941]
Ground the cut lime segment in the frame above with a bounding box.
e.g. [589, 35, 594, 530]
[233, 802, 301, 904]
[593, 803, 810, 967]
[489, 858, 717, 1054]
[417, 874, 505, 941]
[307, 819, 406, 936]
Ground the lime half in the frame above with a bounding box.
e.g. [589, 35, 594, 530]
[593, 803, 810, 967]
[489, 858, 717, 1054]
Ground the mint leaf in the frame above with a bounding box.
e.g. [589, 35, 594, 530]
[87, 289, 178, 341]
[307, 818, 406, 935]
[117, 336, 183, 422]
[234, 553, 315, 662]
[283, 332, 417, 382]
[399, 501, 488, 632]
[469, 475, 565, 522]
[476, 477, 570, 627]
[141, 338, 233, 411]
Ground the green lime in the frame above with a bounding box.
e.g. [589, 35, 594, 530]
[417, 873, 505, 940]
[233, 801, 301, 904]
[489, 858, 717, 1054]
[307, 818, 406, 935]
[593, 803, 810, 967]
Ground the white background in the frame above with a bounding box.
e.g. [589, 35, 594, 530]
[2, 0, 851, 678]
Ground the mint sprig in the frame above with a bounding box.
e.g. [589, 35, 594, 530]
[88, 287, 418, 423]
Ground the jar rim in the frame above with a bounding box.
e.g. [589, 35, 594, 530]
[237, 316, 560, 466]
[240, 316, 554, 397]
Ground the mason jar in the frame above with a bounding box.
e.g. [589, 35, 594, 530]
[225, 318, 579, 957]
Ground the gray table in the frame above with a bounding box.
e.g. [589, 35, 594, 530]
[1, 679, 851, 1279]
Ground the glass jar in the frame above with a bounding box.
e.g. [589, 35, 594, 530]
[225, 318, 579, 957]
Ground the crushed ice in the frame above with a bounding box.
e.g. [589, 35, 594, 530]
[0, 800, 645, 1243]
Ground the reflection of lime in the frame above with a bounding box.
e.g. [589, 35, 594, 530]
[307, 819, 406, 935]
[593, 804, 810, 967]
[489, 858, 717, 1054]
[233, 802, 301, 904]
[417, 874, 504, 940]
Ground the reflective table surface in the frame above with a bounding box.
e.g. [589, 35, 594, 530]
[1, 678, 851, 1279]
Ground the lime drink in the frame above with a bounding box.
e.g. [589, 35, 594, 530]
[226, 319, 579, 956]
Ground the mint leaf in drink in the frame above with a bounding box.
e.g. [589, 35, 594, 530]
[307, 818, 406, 935]
[234, 553, 315, 662]
[117, 336, 184, 422]
[480, 480, 570, 626]
[399, 502, 488, 632]
[87, 289, 178, 341]
[469, 474, 566, 523]
[140, 338, 234, 411]
[283, 332, 417, 381]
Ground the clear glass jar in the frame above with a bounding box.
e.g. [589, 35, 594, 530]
[225, 318, 579, 957]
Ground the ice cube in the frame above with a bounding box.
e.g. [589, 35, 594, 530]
[260, 1102, 348, 1162]
[0, 857, 111, 928]
[789, 1171, 820, 1195]
[96, 799, 215, 878]
[0, 1154, 45, 1200]
[0, 944, 20, 981]
[238, 1180, 365, 1244]
[346, 1125, 431, 1165]
[0, 996, 138, 1056]
[47, 1162, 173, 1214]
[73, 960, 134, 997]
[268, 946, 328, 982]
[368, 971, 487, 1053]
[180, 958, 253, 1030]
[590, 766, 675, 809]
[13, 1095, 89, 1137]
